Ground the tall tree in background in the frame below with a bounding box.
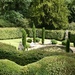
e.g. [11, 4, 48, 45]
[66, 0, 75, 23]
[29, 0, 69, 29]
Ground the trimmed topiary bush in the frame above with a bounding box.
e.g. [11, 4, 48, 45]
[21, 56, 75, 75]
[1, 55, 75, 75]
[51, 39, 57, 44]
[22, 29, 27, 50]
[35, 38, 40, 42]
[66, 39, 70, 53]
[42, 27, 45, 44]
[27, 38, 32, 43]
[25, 28, 65, 41]
[0, 59, 21, 75]
[32, 24, 36, 43]
[62, 40, 67, 46]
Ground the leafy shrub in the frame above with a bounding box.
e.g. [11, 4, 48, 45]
[66, 39, 70, 52]
[1, 55, 75, 75]
[0, 42, 66, 66]
[21, 56, 75, 75]
[62, 40, 67, 45]
[25, 28, 65, 41]
[0, 19, 15, 27]
[27, 38, 32, 43]
[42, 27, 45, 44]
[0, 28, 22, 39]
[22, 29, 27, 50]
[69, 22, 75, 30]
[51, 39, 57, 44]
[35, 38, 40, 42]
[26, 43, 30, 48]
[0, 59, 21, 75]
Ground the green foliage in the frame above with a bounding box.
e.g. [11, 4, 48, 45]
[0, 42, 66, 66]
[67, 0, 75, 22]
[22, 29, 27, 50]
[35, 38, 40, 42]
[66, 39, 70, 52]
[32, 24, 36, 43]
[0, 19, 15, 27]
[29, 0, 69, 29]
[27, 38, 32, 43]
[69, 22, 75, 30]
[21, 56, 75, 75]
[42, 27, 45, 44]
[26, 28, 65, 41]
[69, 30, 75, 42]
[51, 39, 57, 44]
[0, 59, 21, 75]
[0, 55, 75, 75]
[0, 28, 22, 39]
[62, 40, 67, 45]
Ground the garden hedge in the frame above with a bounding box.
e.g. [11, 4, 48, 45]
[0, 56, 75, 75]
[25, 28, 65, 41]
[0, 28, 75, 42]
[0, 42, 75, 66]
[0, 28, 22, 39]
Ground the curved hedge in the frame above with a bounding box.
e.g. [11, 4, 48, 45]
[0, 59, 21, 75]
[21, 56, 75, 75]
[0, 42, 75, 66]
[0, 56, 75, 75]
[0, 28, 22, 39]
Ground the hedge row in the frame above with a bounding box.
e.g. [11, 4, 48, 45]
[26, 28, 65, 41]
[0, 42, 75, 66]
[0, 56, 75, 75]
[26, 28, 75, 42]
[0, 28, 22, 39]
[0, 28, 75, 42]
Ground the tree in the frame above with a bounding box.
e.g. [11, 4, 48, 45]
[42, 27, 45, 44]
[66, 0, 75, 23]
[22, 29, 26, 50]
[32, 24, 36, 43]
[29, 0, 69, 29]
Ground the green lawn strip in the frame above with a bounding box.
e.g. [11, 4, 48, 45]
[0, 38, 74, 50]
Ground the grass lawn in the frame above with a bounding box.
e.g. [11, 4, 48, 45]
[0, 38, 22, 49]
[0, 38, 74, 50]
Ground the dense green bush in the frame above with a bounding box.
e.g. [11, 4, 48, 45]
[51, 39, 57, 44]
[66, 39, 70, 52]
[21, 56, 75, 75]
[42, 27, 45, 44]
[69, 30, 75, 42]
[69, 22, 75, 30]
[32, 25, 36, 43]
[62, 40, 67, 45]
[22, 29, 27, 50]
[35, 38, 40, 42]
[1, 55, 75, 75]
[0, 42, 66, 66]
[0, 19, 15, 27]
[0, 59, 21, 75]
[25, 28, 65, 41]
[27, 38, 32, 43]
[0, 28, 22, 39]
